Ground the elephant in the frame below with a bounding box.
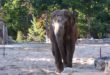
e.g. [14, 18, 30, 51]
[48, 9, 78, 73]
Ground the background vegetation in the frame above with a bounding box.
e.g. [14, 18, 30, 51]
[0, 0, 110, 42]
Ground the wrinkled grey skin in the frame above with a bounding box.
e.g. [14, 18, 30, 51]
[49, 9, 78, 73]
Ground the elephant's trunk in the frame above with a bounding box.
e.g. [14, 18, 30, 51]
[53, 21, 66, 63]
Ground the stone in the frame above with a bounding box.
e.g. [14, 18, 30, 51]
[94, 57, 110, 73]
[104, 61, 110, 73]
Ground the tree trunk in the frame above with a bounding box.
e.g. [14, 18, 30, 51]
[86, 16, 92, 38]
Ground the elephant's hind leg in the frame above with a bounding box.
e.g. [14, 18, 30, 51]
[65, 36, 75, 67]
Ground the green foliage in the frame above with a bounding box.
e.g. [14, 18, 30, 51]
[90, 20, 106, 38]
[2, 0, 32, 39]
[90, 10, 109, 38]
[1, 0, 110, 41]
[27, 15, 45, 42]
[77, 11, 88, 38]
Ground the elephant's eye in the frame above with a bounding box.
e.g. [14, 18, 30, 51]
[57, 19, 61, 22]
[57, 16, 62, 22]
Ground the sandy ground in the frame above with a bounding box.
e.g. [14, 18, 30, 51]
[0, 43, 110, 75]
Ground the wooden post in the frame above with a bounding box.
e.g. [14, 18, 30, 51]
[3, 24, 5, 56]
[0, 0, 6, 56]
[100, 47, 102, 58]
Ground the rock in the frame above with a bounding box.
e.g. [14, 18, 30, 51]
[94, 58, 105, 71]
[94, 57, 110, 73]
[7, 36, 16, 44]
[104, 61, 110, 73]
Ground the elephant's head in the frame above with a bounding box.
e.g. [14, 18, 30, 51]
[51, 9, 77, 36]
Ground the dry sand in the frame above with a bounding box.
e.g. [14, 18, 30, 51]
[0, 43, 110, 75]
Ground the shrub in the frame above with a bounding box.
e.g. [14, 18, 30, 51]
[27, 15, 45, 42]
[16, 31, 24, 42]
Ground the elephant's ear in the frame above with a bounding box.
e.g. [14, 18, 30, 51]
[72, 11, 78, 23]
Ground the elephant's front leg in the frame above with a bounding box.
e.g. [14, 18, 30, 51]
[52, 42, 64, 73]
[50, 26, 64, 73]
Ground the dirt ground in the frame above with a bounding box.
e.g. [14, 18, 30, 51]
[0, 43, 110, 75]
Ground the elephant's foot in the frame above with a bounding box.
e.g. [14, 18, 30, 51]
[64, 62, 72, 67]
[55, 63, 64, 73]
[66, 64, 72, 67]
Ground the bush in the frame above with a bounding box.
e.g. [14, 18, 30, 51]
[90, 20, 106, 39]
[27, 15, 45, 42]
[16, 31, 24, 42]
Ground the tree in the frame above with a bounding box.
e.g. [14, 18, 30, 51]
[1, 0, 110, 40]
[2, 0, 33, 39]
